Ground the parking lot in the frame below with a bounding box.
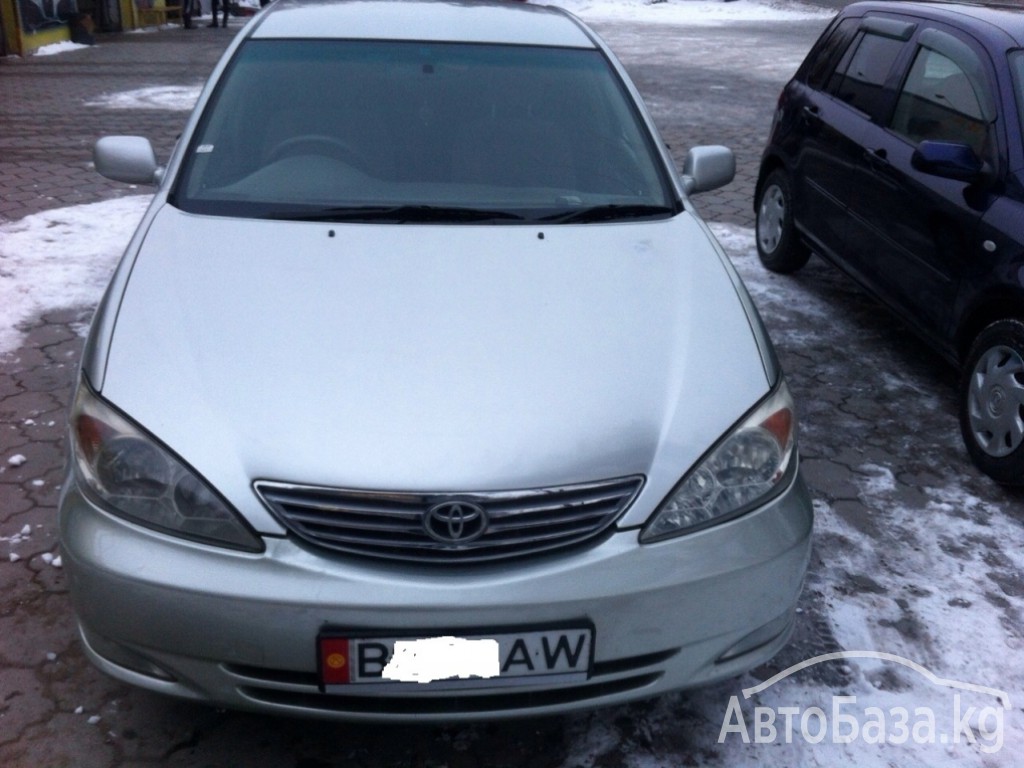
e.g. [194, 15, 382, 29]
[1, 6, 1022, 767]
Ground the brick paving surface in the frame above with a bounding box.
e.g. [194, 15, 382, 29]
[0, 25, 232, 223]
[0, 22, 243, 768]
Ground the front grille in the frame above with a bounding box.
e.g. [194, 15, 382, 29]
[254, 476, 644, 564]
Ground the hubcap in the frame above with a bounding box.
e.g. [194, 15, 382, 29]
[968, 344, 1024, 457]
[757, 184, 785, 254]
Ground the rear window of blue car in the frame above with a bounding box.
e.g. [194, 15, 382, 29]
[803, 17, 859, 90]
[828, 30, 906, 123]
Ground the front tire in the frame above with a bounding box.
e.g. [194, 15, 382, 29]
[756, 170, 811, 274]
[959, 319, 1024, 484]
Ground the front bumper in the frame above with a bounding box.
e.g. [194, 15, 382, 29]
[59, 470, 813, 722]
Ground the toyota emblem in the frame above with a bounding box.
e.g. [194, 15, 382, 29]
[424, 501, 488, 544]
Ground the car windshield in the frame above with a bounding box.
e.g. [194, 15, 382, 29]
[171, 40, 676, 223]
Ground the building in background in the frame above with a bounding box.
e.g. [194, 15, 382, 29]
[0, 0, 190, 55]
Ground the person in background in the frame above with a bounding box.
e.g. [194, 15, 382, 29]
[208, 0, 229, 27]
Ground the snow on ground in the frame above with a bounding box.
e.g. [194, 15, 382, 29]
[671, 223, 1024, 768]
[553, 0, 831, 24]
[0, 196, 150, 355]
[84, 85, 204, 111]
[32, 40, 91, 57]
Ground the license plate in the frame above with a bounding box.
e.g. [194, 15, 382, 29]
[317, 626, 593, 692]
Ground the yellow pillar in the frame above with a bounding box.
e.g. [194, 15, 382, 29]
[23, 24, 71, 53]
[1, 0, 23, 54]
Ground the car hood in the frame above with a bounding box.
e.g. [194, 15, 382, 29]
[99, 205, 770, 532]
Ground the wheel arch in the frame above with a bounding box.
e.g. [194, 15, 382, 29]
[753, 152, 788, 214]
[955, 292, 1024, 366]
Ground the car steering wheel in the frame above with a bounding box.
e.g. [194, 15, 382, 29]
[267, 134, 366, 167]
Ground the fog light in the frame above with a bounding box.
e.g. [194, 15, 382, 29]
[80, 626, 176, 682]
[716, 611, 795, 664]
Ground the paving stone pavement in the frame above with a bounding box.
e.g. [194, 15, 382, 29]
[0, 22, 244, 768]
[0, 25, 237, 223]
[1, 6, 1022, 768]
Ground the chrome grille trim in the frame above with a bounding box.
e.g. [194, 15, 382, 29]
[254, 476, 644, 563]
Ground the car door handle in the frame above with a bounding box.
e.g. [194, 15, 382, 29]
[864, 148, 889, 169]
[801, 105, 821, 123]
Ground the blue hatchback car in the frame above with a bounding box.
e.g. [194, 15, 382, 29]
[756, 0, 1024, 484]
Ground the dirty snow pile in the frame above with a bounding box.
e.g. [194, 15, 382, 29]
[0, 196, 151, 355]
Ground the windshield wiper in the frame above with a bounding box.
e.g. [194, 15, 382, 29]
[264, 205, 526, 223]
[538, 204, 675, 224]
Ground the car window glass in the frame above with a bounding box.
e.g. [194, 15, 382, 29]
[804, 17, 859, 90]
[828, 31, 905, 122]
[890, 46, 989, 156]
[172, 40, 674, 221]
[1010, 50, 1024, 142]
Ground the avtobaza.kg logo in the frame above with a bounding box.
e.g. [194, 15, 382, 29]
[719, 651, 1011, 754]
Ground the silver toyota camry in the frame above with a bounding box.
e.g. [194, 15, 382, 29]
[61, 0, 813, 721]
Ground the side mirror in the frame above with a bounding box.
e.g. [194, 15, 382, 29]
[682, 145, 735, 194]
[93, 136, 163, 186]
[911, 140, 988, 183]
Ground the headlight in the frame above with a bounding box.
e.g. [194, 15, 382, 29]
[69, 379, 263, 552]
[640, 381, 797, 543]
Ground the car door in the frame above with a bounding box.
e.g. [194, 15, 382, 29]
[844, 24, 998, 345]
[791, 17, 912, 262]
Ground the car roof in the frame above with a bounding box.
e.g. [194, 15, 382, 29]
[249, 0, 598, 48]
[844, 1, 1024, 47]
